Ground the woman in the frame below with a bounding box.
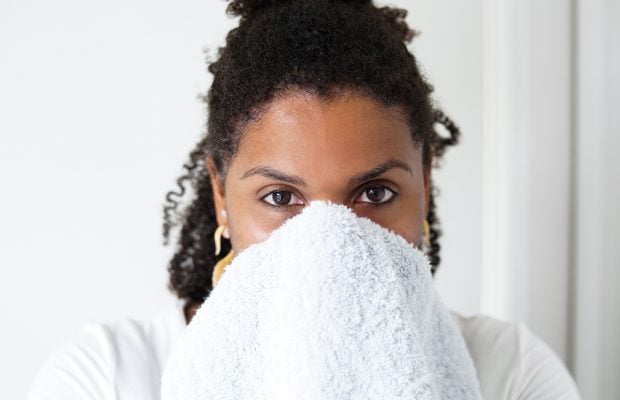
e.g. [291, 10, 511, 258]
[28, 0, 581, 398]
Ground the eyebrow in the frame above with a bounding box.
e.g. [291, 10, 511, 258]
[239, 158, 413, 187]
[349, 158, 413, 186]
[240, 165, 307, 186]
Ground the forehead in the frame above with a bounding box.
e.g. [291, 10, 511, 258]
[230, 91, 420, 179]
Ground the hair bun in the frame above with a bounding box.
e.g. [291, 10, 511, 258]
[226, 0, 371, 19]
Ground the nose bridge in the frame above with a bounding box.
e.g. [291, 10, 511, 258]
[300, 133, 367, 207]
[309, 196, 348, 207]
[305, 179, 355, 208]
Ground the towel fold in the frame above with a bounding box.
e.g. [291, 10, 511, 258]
[161, 201, 482, 399]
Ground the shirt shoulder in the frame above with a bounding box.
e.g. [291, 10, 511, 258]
[27, 299, 187, 400]
[450, 311, 582, 400]
[27, 322, 115, 400]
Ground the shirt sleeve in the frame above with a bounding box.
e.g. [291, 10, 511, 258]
[514, 323, 582, 400]
[26, 323, 115, 400]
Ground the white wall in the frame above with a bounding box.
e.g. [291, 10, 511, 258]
[2, 0, 606, 398]
[480, 0, 573, 363]
[572, 0, 620, 398]
[0, 1, 235, 397]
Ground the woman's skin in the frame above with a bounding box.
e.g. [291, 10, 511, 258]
[185, 89, 433, 323]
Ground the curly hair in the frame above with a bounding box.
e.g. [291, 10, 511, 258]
[162, 0, 461, 304]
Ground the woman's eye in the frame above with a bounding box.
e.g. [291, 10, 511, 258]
[356, 186, 397, 204]
[262, 190, 303, 207]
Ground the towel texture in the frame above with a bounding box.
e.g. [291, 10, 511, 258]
[161, 201, 482, 399]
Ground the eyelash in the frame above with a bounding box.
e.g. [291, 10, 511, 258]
[260, 184, 399, 210]
[260, 189, 303, 210]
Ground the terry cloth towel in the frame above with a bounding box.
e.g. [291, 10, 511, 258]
[161, 201, 482, 400]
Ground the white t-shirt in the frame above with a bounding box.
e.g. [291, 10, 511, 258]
[27, 298, 582, 399]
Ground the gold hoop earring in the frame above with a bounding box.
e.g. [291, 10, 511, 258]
[214, 225, 226, 256]
[212, 249, 235, 287]
[423, 219, 431, 248]
[213, 224, 235, 287]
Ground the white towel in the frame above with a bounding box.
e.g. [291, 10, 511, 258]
[161, 200, 482, 399]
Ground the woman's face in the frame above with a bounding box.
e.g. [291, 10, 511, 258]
[206, 90, 432, 253]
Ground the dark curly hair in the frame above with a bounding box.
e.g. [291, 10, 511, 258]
[162, 0, 461, 304]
